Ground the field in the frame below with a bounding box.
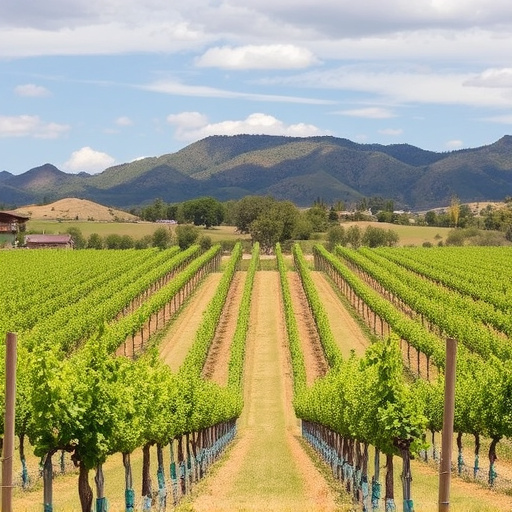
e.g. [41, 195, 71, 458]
[3, 244, 512, 511]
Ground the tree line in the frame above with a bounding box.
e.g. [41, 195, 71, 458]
[134, 196, 399, 253]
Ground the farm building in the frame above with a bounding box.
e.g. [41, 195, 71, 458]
[24, 234, 74, 249]
[0, 210, 29, 232]
[0, 210, 29, 246]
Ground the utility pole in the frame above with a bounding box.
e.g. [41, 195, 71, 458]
[438, 338, 457, 512]
[1, 332, 17, 512]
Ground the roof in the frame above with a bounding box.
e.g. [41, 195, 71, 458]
[25, 234, 73, 244]
[0, 211, 30, 223]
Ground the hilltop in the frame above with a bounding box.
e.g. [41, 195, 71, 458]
[14, 198, 138, 222]
[2, 134, 512, 210]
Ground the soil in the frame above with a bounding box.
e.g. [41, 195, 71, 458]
[202, 272, 247, 386]
[190, 271, 343, 512]
[159, 273, 222, 372]
[310, 271, 369, 358]
[286, 272, 328, 385]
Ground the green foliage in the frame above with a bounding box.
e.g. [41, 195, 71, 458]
[305, 205, 328, 232]
[294, 336, 427, 455]
[346, 225, 362, 248]
[152, 226, 173, 249]
[232, 196, 276, 234]
[362, 225, 399, 247]
[326, 225, 346, 250]
[175, 224, 198, 249]
[87, 233, 103, 249]
[104, 233, 123, 249]
[181, 197, 224, 228]
[249, 214, 284, 254]
[293, 243, 342, 369]
[199, 235, 212, 250]
[66, 227, 86, 249]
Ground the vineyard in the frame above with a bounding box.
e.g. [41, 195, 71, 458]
[2, 244, 512, 511]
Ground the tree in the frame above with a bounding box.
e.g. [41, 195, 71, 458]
[104, 234, 123, 249]
[152, 227, 172, 249]
[293, 216, 313, 240]
[328, 207, 339, 223]
[175, 224, 198, 249]
[119, 235, 135, 249]
[362, 226, 387, 248]
[326, 225, 346, 250]
[87, 233, 103, 249]
[449, 196, 461, 227]
[140, 198, 168, 222]
[346, 225, 362, 249]
[199, 235, 212, 251]
[424, 211, 437, 226]
[66, 227, 86, 249]
[249, 214, 284, 254]
[305, 205, 328, 232]
[273, 201, 300, 241]
[182, 197, 224, 228]
[134, 235, 152, 249]
[232, 196, 275, 233]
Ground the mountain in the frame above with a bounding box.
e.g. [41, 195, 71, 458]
[0, 171, 13, 182]
[2, 135, 512, 210]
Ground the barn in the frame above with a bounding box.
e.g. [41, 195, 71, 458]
[24, 234, 74, 249]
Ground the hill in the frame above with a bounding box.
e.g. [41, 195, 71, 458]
[2, 135, 512, 209]
[14, 198, 139, 222]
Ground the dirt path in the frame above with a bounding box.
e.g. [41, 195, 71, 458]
[191, 271, 343, 512]
[159, 273, 222, 372]
[202, 272, 247, 385]
[310, 271, 369, 358]
[287, 272, 328, 385]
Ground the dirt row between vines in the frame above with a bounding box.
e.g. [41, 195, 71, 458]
[189, 271, 345, 512]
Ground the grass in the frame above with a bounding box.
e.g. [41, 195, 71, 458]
[24, 220, 252, 246]
[24, 219, 452, 248]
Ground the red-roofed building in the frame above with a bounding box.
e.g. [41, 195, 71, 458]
[24, 234, 74, 249]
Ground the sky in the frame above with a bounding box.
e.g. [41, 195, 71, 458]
[1, 0, 512, 175]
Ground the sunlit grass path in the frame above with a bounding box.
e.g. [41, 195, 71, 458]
[190, 271, 341, 511]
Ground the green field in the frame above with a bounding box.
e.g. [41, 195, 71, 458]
[24, 219, 451, 249]
[25, 220, 251, 242]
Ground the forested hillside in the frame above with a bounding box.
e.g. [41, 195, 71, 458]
[2, 134, 512, 209]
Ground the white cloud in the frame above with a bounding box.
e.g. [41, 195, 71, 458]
[167, 112, 209, 129]
[464, 68, 512, 88]
[167, 111, 329, 141]
[445, 139, 464, 149]
[195, 44, 319, 70]
[115, 116, 134, 126]
[14, 84, 51, 97]
[143, 79, 335, 105]
[0, 115, 69, 138]
[378, 128, 403, 136]
[63, 146, 116, 174]
[335, 107, 396, 119]
[275, 66, 512, 108]
[0, 21, 206, 58]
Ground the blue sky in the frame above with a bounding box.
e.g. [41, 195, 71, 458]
[1, 0, 512, 175]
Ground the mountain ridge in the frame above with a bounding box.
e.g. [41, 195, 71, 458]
[2, 134, 512, 210]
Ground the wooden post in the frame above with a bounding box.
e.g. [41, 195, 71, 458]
[2, 333, 17, 512]
[438, 338, 457, 512]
